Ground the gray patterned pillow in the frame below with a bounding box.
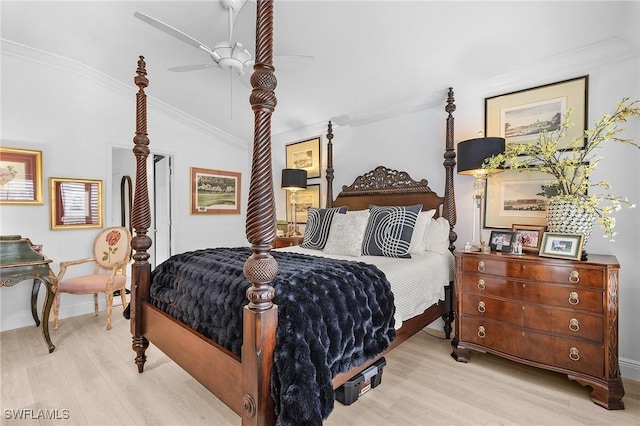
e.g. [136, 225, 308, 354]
[300, 206, 348, 250]
[323, 210, 370, 257]
[362, 204, 423, 258]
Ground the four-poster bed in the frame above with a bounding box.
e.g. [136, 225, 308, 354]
[128, 2, 458, 424]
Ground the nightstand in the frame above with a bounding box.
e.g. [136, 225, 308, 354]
[451, 251, 624, 409]
[273, 236, 304, 248]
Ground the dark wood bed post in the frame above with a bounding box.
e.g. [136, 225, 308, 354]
[242, 1, 278, 425]
[442, 87, 457, 338]
[443, 87, 457, 252]
[130, 55, 152, 373]
[325, 121, 335, 208]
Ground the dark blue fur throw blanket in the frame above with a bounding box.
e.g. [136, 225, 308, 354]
[150, 247, 396, 425]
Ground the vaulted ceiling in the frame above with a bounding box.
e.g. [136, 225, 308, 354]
[2, 1, 638, 143]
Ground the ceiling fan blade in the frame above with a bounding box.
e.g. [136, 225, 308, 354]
[134, 12, 215, 55]
[168, 64, 219, 72]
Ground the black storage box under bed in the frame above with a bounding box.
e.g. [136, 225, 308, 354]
[335, 357, 386, 405]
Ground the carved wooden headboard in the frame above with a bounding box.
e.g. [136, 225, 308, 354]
[331, 166, 445, 216]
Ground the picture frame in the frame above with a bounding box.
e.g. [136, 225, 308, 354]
[286, 183, 320, 224]
[489, 230, 514, 252]
[0, 147, 44, 204]
[485, 76, 588, 150]
[50, 177, 103, 230]
[484, 168, 552, 229]
[286, 137, 321, 179]
[511, 224, 545, 253]
[539, 232, 584, 261]
[190, 167, 241, 215]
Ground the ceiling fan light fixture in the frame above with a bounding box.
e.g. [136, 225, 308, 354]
[211, 41, 252, 74]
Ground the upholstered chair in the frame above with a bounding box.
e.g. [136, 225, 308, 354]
[53, 226, 131, 330]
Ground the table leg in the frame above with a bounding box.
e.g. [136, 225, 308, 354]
[40, 276, 56, 353]
[31, 279, 41, 326]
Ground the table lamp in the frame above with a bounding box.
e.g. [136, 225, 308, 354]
[457, 136, 505, 251]
[281, 168, 307, 236]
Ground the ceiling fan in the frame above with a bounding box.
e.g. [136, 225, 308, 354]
[134, 0, 255, 76]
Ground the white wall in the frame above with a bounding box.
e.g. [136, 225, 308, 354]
[1, 45, 252, 331]
[273, 58, 640, 381]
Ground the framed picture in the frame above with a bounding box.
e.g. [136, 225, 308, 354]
[489, 230, 514, 252]
[286, 137, 321, 179]
[539, 232, 584, 261]
[484, 168, 552, 229]
[485, 76, 588, 150]
[50, 177, 103, 230]
[511, 224, 545, 253]
[190, 167, 241, 215]
[0, 147, 43, 204]
[286, 183, 320, 224]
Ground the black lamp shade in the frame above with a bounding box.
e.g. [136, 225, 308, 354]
[281, 168, 307, 190]
[457, 137, 505, 175]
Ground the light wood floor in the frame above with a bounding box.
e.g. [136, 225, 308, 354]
[1, 311, 639, 426]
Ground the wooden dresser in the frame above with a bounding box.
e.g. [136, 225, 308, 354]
[273, 236, 304, 249]
[451, 251, 624, 409]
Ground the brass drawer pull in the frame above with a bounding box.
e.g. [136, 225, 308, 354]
[569, 347, 580, 361]
[477, 301, 486, 313]
[477, 326, 486, 338]
[477, 261, 486, 272]
[568, 291, 580, 305]
[569, 270, 580, 283]
[569, 318, 580, 332]
[477, 279, 486, 290]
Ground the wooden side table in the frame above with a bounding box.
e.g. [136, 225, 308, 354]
[0, 236, 57, 353]
[273, 236, 304, 248]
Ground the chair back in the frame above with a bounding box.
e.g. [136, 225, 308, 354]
[93, 227, 131, 270]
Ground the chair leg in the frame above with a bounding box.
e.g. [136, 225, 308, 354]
[120, 288, 127, 309]
[52, 292, 61, 330]
[93, 293, 99, 316]
[106, 291, 114, 330]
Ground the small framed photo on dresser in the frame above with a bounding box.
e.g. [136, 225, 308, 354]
[539, 232, 584, 260]
[489, 230, 513, 252]
[511, 224, 545, 253]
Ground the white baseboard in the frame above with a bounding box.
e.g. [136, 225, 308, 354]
[0, 297, 126, 332]
[620, 357, 640, 383]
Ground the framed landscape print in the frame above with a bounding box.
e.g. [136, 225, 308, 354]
[485, 76, 588, 150]
[0, 147, 43, 204]
[190, 167, 241, 215]
[286, 137, 321, 179]
[286, 183, 320, 224]
[484, 168, 552, 229]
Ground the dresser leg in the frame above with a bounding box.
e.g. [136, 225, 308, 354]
[568, 375, 625, 410]
[450, 337, 473, 363]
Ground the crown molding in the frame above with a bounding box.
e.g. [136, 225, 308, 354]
[1, 39, 249, 152]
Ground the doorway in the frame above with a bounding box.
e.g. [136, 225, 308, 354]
[111, 147, 173, 269]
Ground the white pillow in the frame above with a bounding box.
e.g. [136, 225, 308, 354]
[424, 216, 450, 254]
[323, 210, 370, 257]
[408, 209, 436, 254]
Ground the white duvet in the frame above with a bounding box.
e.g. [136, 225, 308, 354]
[277, 246, 454, 329]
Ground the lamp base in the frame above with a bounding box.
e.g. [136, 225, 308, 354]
[464, 241, 483, 253]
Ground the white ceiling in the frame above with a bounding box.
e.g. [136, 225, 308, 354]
[2, 1, 639, 143]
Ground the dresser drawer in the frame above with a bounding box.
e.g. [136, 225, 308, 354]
[460, 317, 604, 378]
[460, 256, 604, 289]
[460, 274, 603, 313]
[461, 293, 604, 342]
